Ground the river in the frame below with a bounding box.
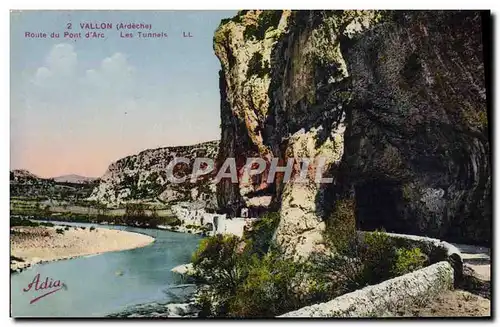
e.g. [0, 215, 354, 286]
[10, 221, 202, 317]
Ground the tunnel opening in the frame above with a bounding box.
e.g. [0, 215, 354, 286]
[355, 179, 408, 233]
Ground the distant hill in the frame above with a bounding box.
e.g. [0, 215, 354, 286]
[10, 169, 98, 200]
[52, 174, 97, 184]
[10, 169, 40, 182]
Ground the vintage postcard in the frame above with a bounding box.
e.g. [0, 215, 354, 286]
[10, 10, 492, 318]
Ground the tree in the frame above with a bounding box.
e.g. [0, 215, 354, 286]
[192, 234, 251, 316]
[123, 203, 147, 226]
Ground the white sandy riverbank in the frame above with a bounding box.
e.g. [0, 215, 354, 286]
[10, 226, 154, 272]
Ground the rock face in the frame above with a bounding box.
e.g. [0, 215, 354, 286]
[213, 10, 490, 256]
[214, 11, 291, 217]
[344, 11, 490, 246]
[10, 169, 40, 182]
[88, 141, 219, 206]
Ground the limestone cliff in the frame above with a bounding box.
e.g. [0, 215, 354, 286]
[88, 141, 219, 206]
[213, 10, 491, 256]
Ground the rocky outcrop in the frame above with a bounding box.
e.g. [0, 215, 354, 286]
[343, 11, 490, 246]
[279, 261, 454, 317]
[88, 141, 219, 206]
[107, 284, 199, 318]
[10, 169, 41, 182]
[213, 10, 490, 256]
[214, 11, 291, 216]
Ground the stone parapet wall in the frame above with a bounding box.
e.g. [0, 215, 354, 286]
[279, 261, 454, 317]
[357, 231, 464, 284]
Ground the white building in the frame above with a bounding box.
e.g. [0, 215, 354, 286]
[171, 202, 255, 237]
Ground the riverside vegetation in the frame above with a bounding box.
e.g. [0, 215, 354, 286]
[11, 201, 181, 229]
[189, 211, 444, 317]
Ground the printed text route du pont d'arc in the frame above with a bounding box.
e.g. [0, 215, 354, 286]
[25, 22, 178, 39]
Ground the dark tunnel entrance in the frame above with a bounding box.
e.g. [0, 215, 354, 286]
[355, 179, 408, 233]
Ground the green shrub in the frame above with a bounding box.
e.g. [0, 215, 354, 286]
[311, 252, 366, 296]
[10, 216, 39, 227]
[121, 204, 162, 228]
[219, 18, 231, 26]
[428, 245, 448, 264]
[218, 13, 244, 28]
[165, 216, 182, 227]
[243, 25, 258, 40]
[64, 226, 70, 231]
[192, 232, 331, 317]
[361, 230, 397, 284]
[313, 230, 429, 298]
[229, 253, 309, 317]
[401, 184, 413, 201]
[246, 52, 271, 79]
[243, 10, 282, 40]
[55, 228, 64, 234]
[192, 234, 251, 316]
[192, 221, 430, 317]
[243, 211, 280, 255]
[324, 198, 356, 253]
[392, 247, 426, 276]
[90, 226, 96, 231]
[148, 210, 162, 228]
[195, 288, 215, 318]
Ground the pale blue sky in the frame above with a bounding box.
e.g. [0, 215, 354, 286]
[10, 10, 237, 177]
